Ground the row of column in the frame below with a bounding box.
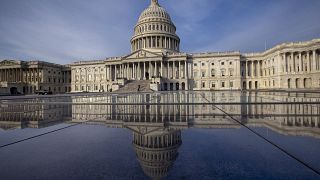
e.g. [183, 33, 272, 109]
[106, 61, 188, 81]
[134, 132, 181, 148]
[245, 61, 263, 77]
[131, 36, 179, 51]
[0, 68, 24, 82]
[282, 50, 319, 73]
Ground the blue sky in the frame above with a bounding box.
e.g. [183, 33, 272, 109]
[0, 0, 319, 64]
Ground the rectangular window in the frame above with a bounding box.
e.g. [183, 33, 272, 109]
[221, 82, 225, 88]
[202, 82, 206, 88]
[230, 82, 233, 88]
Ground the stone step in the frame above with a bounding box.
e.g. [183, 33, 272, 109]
[116, 80, 153, 93]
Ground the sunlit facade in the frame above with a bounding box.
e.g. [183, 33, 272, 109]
[1, 0, 320, 95]
[69, 0, 320, 92]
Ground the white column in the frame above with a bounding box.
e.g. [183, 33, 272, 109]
[127, 64, 129, 79]
[151, 36, 154, 48]
[283, 53, 287, 73]
[161, 61, 163, 77]
[311, 50, 316, 72]
[173, 61, 175, 79]
[298, 52, 302, 72]
[123, 64, 126, 78]
[114, 65, 117, 81]
[307, 51, 310, 72]
[155, 61, 157, 77]
[313, 50, 316, 71]
[131, 63, 133, 79]
[149, 61, 152, 77]
[138, 62, 141, 80]
[292, 52, 295, 72]
[185, 61, 187, 79]
[133, 63, 136, 80]
[178, 61, 181, 79]
[148, 61, 151, 78]
[106, 66, 109, 81]
[143, 62, 146, 80]
[257, 61, 260, 77]
[167, 62, 170, 78]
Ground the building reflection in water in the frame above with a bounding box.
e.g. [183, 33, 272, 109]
[0, 99, 72, 130]
[131, 127, 181, 179]
[0, 92, 320, 178]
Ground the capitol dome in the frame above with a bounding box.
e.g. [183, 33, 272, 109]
[131, 0, 180, 53]
[138, 0, 172, 22]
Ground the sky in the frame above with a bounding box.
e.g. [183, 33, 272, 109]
[0, 0, 319, 65]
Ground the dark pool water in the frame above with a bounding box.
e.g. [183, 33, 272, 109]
[0, 91, 319, 179]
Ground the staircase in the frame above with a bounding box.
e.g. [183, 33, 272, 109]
[116, 80, 153, 93]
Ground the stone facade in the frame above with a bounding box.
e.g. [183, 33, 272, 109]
[1, 0, 320, 93]
[0, 60, 71, 95]
[69, 0, 320, 92]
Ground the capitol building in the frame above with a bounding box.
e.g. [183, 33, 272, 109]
[1, 0, 320, 94]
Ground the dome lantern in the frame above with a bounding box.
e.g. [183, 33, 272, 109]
[151, 0, 159, 6]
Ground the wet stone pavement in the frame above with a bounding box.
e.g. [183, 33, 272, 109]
[0, 91, 320, 179]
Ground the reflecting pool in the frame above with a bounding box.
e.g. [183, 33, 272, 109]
[0, 91, 320, 179]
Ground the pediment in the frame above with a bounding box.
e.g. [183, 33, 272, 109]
[122, 49, 163, 60]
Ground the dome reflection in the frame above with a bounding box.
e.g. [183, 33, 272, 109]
[132, 128, 181, 179]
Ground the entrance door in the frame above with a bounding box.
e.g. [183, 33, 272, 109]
[176, 83, 180, 91]
[164, 83, 168, 91]
[243, 82, 246, 90]
[10, 87, 18, 95]
[182, 82, 185, 90]
[170, 83, 173, 91]
[145, 72, 149, 80]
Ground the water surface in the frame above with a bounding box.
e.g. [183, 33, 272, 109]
[0, 91, 319, 179]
